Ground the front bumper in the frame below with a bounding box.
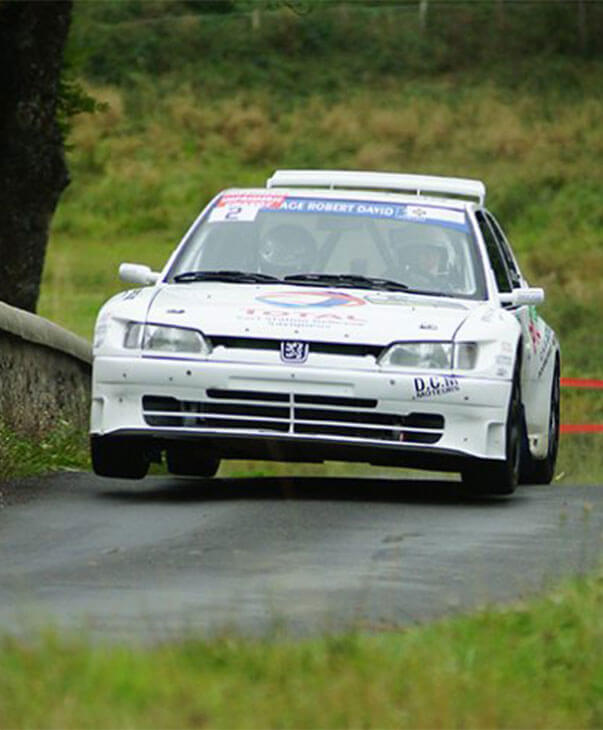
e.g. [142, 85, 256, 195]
[91, 356, 512, 467]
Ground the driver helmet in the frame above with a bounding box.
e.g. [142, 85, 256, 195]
[414, 243, 444, 277]
[390, 227, 449, 281]
[258, 224, 316, 277]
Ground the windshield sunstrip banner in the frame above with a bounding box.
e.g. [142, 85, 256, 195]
[209, 194, 468, 231]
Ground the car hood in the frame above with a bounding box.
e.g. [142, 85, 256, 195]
[147, 283, 478, 344]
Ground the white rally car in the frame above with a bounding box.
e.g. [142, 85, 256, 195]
[91, 170, 560, 494]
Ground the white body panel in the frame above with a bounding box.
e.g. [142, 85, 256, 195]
[91, 355, 511, 461]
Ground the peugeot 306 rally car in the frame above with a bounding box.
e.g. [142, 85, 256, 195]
[90, 170, 560, 494]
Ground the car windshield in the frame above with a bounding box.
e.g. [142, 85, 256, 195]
[167, 192, 486, 299]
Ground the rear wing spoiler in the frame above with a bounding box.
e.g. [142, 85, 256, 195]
[266, 169, 486, 205]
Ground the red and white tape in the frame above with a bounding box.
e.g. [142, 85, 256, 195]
[561, 377, 603, 390]
[560, 377, 603, 434]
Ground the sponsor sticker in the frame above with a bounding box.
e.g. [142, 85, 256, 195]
[364, 293, 467, 310]
[528, 306, 543, 353]
[413, 375, 460, 400]
[364, 293, 410, 306]
[537, 327, 554, 378]
[207, 195, 469, 230]
[406, 206, 465, 225]
[238, 308, 367, 329]
[209, 193, 286, 222]
[406, 206, 429, 220]
[121, 289, 143, 301]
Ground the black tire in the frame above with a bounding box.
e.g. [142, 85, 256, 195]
[166, 444, 220, 477]
[462, 374, 522, 495]
[530, 363, 560, 485]
[91, 436, 150, 479]
[518, 400, 533, 485]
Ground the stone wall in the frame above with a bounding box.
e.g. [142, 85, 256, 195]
[0, 301, 91, 436]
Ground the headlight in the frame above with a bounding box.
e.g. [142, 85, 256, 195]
[145, 324, 209, 354]
[454, 342, 478, 369]
[379, 342, 453, 370]
[124, 322, 211, 356]
[93, 312, 110, 349]
[123, 322, 144, 349]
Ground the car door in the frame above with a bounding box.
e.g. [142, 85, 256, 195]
[477, 210, 547, 442]
[475, 209, 532, 377]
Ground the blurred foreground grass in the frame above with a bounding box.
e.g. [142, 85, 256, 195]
[2, 566, 603, 729]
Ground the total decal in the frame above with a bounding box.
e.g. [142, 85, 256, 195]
[238, 291, 368, 328]
[238, 310, 366, 329]
[256, 290, 365, 309]
[413, 375, 460, 400]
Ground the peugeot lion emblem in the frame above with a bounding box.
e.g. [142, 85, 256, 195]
[280, 341, 309, 363]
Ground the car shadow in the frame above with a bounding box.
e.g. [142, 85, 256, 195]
[100, 474, 521, 508]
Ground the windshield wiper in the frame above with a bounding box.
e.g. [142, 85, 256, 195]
[283, 273, 409, 291]
[173, 270, 282, 284]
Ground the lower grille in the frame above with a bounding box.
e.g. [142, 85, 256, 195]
[142, 392, 444, 445]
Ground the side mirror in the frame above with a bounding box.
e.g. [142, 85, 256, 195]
[119, 263, 160, 286]
[499, 287, 545, 307]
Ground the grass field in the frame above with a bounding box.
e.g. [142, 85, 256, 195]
[36, 58, 603, 483]
[2, 566, 603, 729]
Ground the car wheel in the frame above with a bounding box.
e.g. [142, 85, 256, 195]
[91, 436, 150, 479]
[462, 374, 522, 495]
[530, 363, 560, 485]
[166, 444, 220, 477]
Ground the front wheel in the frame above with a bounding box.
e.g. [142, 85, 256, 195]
[530, 363, 560, 485]
[166, 444, 220, 477]
[91, 436, 150, 479]
[461, 376, 522, 495]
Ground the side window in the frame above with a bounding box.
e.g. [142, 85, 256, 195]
[485, 212, 522, 288]
[476, 211, 512, 293]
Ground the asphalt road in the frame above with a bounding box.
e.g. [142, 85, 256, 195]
[1, 471, 602, 642]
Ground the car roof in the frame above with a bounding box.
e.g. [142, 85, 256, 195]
[220, 170, 485, 213]
[272, 169, 483, 207]
[223, 186, 476, 213]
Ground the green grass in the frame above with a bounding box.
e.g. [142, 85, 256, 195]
[0, 420, 89, 483]
[2, 567, 603, 728]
